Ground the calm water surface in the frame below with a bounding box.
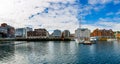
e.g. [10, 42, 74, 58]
[0, 41, 120, 64]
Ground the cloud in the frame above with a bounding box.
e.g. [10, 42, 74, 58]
[82, 21, 120, 32]
[88, 0, 120, 5]
[27, 0, 105, 33]
[0, 0, 119, 34]
[106, 12, 114, 16]
[106, 10, 120, 16]
[0, 0, 80, 33]
[116, 10, 120, 15]
[81, 16, 120, 32]
[114, 0, 120, 4]
[96, 21, 120, 31]
[88, 0, 112, 5]
[93, 17, 120, 31]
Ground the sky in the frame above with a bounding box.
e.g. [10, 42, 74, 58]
[0, 0, 120, 33]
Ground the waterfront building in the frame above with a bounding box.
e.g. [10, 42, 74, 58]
[0, 27, 7, 38]
[75, 28, 91, 39]
[75, 28, 91, 43]
[15, 28, 26, 38]
[15, 27, 33, 38]
[114, 31, 120, 39]
[26, 27, 33, 32]
[70, 34, 75, 40]
[52, 29, 62, 38]
[62, 30, 70, 38]
[27, 28, 49, 38]
[91, 29, 114, 40]
[1, 23, 7, 27]
[0, 23, 15, 38]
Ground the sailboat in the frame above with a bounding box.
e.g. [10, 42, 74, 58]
[75, 34, 85, 43]
[75, 18, 85, 44]
[75, 13, 91, 44]
[75, 28, 91, 44]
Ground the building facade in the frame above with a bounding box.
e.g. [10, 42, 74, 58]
[15, 28, 26, 38]
[62, 30, 70, 38]
[91, 29, 114, 39]
[27, 28, 49, 38]
[0, 23, 15, 38]
[52, 29, 62, 38]
[0, 27, 7, 38]
[114, 31, 120, 39]
[75, 28, 91, 39]
[15, 27, 33, 38]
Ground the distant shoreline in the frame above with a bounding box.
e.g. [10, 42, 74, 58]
[0, 38, 72, 41]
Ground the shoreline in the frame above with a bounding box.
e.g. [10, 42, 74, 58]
[0, 38, 72, 41]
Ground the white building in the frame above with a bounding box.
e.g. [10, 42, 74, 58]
[75, 28, 91, 43]
[75, 28, 90, 38]
[15, 27, 32, 38]
[26, 27, 33, 32]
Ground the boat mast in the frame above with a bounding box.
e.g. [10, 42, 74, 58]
[79, 12, 82, 28]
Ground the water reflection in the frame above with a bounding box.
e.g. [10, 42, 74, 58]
[0, 41, 15, 62]
[1, 41, 120, 64]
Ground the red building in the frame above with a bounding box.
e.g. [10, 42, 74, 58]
[91, 29, 114, 38]
[0, 23, 15, 38]
[1, 23, 7, 27]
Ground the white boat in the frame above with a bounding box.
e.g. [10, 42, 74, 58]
[90, 37, 97, 41]
[75, 37, 92, 44]
[107, 38, 117, 42]
[83, 41, 92, 45]
[74, 12, 91, 44]
[75, 28, 91, 44]
[75, 37, 84, 43]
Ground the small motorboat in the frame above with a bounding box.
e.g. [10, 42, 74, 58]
[83, 41, 92, 45]
[107, 38, 117, 42]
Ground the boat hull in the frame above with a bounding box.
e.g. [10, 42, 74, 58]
[83, 43, 92, 45]
[75, 38, 84, 43]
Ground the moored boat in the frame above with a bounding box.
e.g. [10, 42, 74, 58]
[83, 41, 92, 45]
[75, 37, 84, 43]
[90, 37, 97, 41]
[107, 38, 117, 42]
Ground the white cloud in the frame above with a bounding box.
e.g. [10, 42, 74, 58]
[94, 17, 120, 31]
[88, 0, 112, 5]
[0, 0, 119, 34]
[106, 12, 114, 16]
[82, 21, 120, 32]
[116, 10, 120, 15]
[81, 16, 120, 32]
[114, 0, 120, 4]
[0, 0, 79, 33]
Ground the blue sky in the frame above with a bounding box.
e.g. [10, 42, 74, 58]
[0, 0, 120, 33]
[84, 1, 120, 23]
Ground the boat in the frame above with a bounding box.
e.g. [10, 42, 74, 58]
[107, 38, 117, 42]
[90, 37, 97, 41]
[74, 28, 91, 44]
[90, 37, 97, 44]
[75, 37, 84, 43]
[83, 41, 92, 45]
[74, 12, 91, 44]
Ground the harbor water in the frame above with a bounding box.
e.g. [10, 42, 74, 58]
[0, 41, 120, 64]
